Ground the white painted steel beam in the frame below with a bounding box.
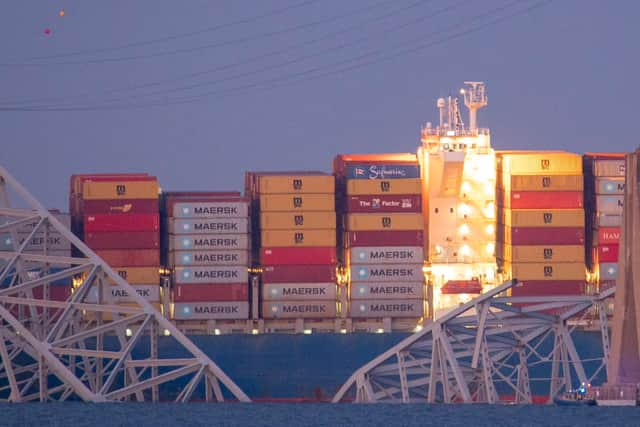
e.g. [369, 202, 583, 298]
[0, 165, 250, 403]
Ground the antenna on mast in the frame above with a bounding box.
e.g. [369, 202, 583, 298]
[461, 81, 487, 132]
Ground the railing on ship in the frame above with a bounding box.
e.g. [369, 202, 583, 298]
[420, 127, 491, 155]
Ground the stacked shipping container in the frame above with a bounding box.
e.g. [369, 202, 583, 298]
[70, 174, 162, 310]
[334, 154, 425, 319]
[583, 153, 626, 293]
[163, 192, 251, 320]
[246, 172, 338, 319]
[496, 152, 586, 296]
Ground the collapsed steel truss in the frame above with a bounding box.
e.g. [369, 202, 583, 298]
[333, 280, 614, 403]
[0, 166, 250, 402]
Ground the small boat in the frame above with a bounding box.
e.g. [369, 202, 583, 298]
[554, 386, 596, 406]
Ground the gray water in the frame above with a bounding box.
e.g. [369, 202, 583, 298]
[2, 403, 639, 427]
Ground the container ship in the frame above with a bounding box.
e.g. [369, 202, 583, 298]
[3, 82, 623, 401]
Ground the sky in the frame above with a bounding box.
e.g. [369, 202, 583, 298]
[1, 0, 638, 209]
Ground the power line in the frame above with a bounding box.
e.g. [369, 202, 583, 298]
[0, 0, 553, 112]
[1, 0, 396, 67]
[20, 0, 319, 62]
[0, 0, 420, 106]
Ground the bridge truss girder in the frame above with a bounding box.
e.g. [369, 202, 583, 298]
[0, 166, 250, 402]
[333, 280, 613, 404]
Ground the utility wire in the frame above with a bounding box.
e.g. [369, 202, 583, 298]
[0, 0, 422, 106]
[19, 0, 320, 62]
[0, 0, 553, 112]
[1, 0, 395, 66]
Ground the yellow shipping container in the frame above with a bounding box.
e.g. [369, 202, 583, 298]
[346, 178, 421, 195]
[346, 213, 424, 231]
[497, 152, 582, 175]
[500, 244, 585, 263]
[500, 209, 584, 227]
[259, 194, 335, 212]
[110, 267, 160, 285]
[82, 181, 159, 200]
[508, 262, 585, 280]
[260, 211, 336, 230]
[500, 174, 583, 191]
[258, 175, 335, 194]
[261, 229, 336, 247]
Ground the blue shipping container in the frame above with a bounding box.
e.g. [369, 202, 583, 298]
[345, 164, 420, 180]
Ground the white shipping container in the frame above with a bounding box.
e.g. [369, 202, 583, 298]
[173, 266, 248, 284]
[169, 250, 249, 267]
[595, 178, 625, 195]
[169, 218, 249, 235]
[172, 202, 249, 219]
[593, 159, 625, 177]
[350, 282, 424, 300]
[169, 234, 250, 251]
[349, 246, 424, 264]
[596, 214, 622, 227]
[173, 301, 249, 320]
[349, 264, 423, 283]
[596, 195, 624, 215]
[262, 282, 337, 301]
[349, 299, 424, 318]
[599, 263, 619, 281]
[86, 284, 161, 304]
[261, 300, 337, 319]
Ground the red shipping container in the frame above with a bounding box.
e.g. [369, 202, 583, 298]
[504, 191, 583, 209]
[345, 230, 424, 247]
[173, 283, 248, 302]
[81, 199, 159, 215]
[598, 227, 620, 245]
[346, 195, 422, 213]
[84, 214, 159, 232]
[84, 231, 159, 249]
[598, 244, 619, 263]
[9, 285, 72, 317]
[95, 249, 159, 267]
[510, 280, 585, 296]
[260, 247, 337, 265]
[510, 227, 584, 246]
[262, 264, 337, 283]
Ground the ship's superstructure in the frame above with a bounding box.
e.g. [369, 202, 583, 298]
[418, 82, 498, 316]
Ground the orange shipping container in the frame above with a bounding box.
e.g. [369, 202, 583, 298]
[257, 174, 335, 194]
[259, 194, 335, 212]
[507, 262, 585, 281]
[500, 209, 584, 227]
[82, 180, 159, 200]
[260, 211, 336, 230]
[111, 267, 160, 284]
[500, 174, 583, 191]
[345, 213, 424, 231]
[497, 152, 582, 175]
[499, 244, 584, 263]
[260, 229, 336, 247]
[346, 179, 421, 196]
